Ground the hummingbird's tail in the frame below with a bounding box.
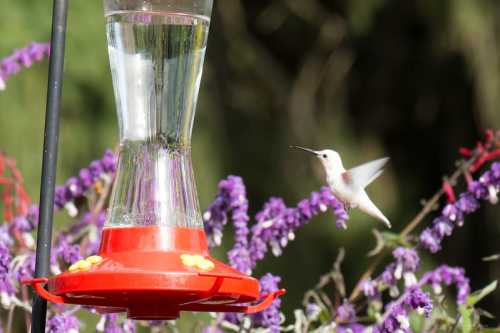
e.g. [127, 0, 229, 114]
[357, 191, 391, 228]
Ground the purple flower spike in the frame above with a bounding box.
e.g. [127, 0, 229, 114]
[0, 227, 13, 248]
[54, 236, 82, 265]
[376, 287, 432, 333]
[420, 228, 442, 253]
[456, 193, 479, 213]
[442, 204, 463, 223]
[99, 314, 125, 333]
[393, 247, 420, 273]
[79, 168, 94, 189]
[251, 274, 282, 333]
[404, 287, 433, 317]
[432, 217, 454, 238]
[362, 278, 379, 298]
[204, 176, 349, 276]
[391, 247, 420, 286]
[376, 303, 410, 333]
[421, 265, 470, 305]
[27, 204, 39, 228]
[65, 177, 83, 197]
[0, 245, 12, 276]
[336, 300, 356, 323]
[54, 186, 66, 209]
[202, 327, 224, 333]
[0, 42, 50, 90]
[491, 162, 500, 179]
[419, 161, 499, 253]
[14, 254, 36, 282]
[102, 149, 118, 173]
[11, 216, 32, 233]
[337, 324, 366, 333]
[46, 314, 80, 333]
[89, 160, 105, 179]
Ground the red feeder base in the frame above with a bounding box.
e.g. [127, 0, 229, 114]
[24, 226, 285, 320]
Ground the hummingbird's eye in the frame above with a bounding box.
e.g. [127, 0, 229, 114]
[322, 154, 328, 159]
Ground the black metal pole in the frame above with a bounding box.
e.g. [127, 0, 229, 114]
[31, 0, 69, 332]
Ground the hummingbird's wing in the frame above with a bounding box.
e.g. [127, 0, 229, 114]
[347, 157, 389, 189]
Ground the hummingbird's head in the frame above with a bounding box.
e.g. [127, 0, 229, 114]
[292, 147, 344, 173]
[315, 149, 343, 171]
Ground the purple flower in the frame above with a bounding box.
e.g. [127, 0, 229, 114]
[46, 314, 80, 333]
[14, 253, 35, 282]
[27, 204, 39, 227]
[50, 150, 118, 212]
[65, 177, 84, 197]
[11, 216, 32, 233]
[204, 197, 230, 247]
[336, 300, 356, 323]
[0, 278, 15, 298]
[251, 274, 282, 333]
[90, 160, 105, 179]
[376, 287, 432, 333]
[393, 247, 420, 274]
[337, 323, 366, 333]
[54, 236, 82, 265]
[456, 193, 479, 213]
[491, 162, 500, 179]
[305, 302, 322, 319]
[404, 287, 433, 317]
[0, 245, 11, 276]
[0, 42, 50, 90]
[146, 320, 165, 327]
[54, 186, 66, 209]
[0, 226, 13, 248]
[246, 186, 348, 272]
[202, 328, 224, 333]
[27, 42, 50, 61]
[380, 263, 397, 286]
[102, 150, 118, 173]
[432, 217, 454, 238]
[96, 314, 135, 333]
[375, 304, 409, 333]
[0, 229, 13, 298]
[204, 176, 349, 276]
[362, 278, 379, 298]
[419, 161, 499, 253]
[100, 314, 123, 333]
[421, 265, 470, 304]
[79, 168, 94, 189]
[227, 245, 252, 275]
[218, 177, 251, 272]
[420, 228, 442, 253]
[442, 204, 463, 223]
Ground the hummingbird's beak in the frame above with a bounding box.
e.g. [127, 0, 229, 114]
[291, 146, 319, 155]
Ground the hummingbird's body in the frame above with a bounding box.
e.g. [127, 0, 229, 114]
[294, 147, 391, 228]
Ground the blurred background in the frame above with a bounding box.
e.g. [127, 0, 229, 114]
[1, 0, 500, 328]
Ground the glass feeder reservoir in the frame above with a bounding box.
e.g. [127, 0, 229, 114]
[24, 0, 284, 320]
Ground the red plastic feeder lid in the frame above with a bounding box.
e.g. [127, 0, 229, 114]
[24, 226, 285, 320]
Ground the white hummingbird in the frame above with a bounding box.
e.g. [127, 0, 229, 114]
[293, 146, 391, 228]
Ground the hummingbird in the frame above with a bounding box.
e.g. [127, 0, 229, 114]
[293, 146, 391, 228]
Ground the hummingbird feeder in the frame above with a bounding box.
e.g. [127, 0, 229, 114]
[25, 0, 284, 325]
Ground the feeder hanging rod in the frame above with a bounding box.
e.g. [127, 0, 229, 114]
[31, 0, 69, 332]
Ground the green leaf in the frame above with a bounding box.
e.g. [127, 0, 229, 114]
[467, 280, 498, 306]
[459, 305, 473, 333]
[380, 231, 412, 248]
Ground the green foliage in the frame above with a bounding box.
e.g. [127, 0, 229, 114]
[467, 280, 498, 307]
